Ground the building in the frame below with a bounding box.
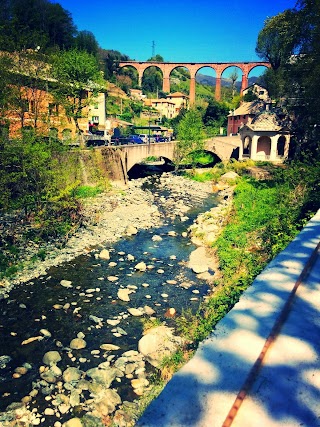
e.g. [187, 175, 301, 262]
[165, 91, 189, 114]
[242, 84, 269, 101]
[1, 51, 107, 142]
[239, 109, 291, 162]
[143, 98, 176, 119]
[227, 100, 265, 136]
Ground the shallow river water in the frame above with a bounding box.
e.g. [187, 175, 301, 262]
[0, 175, 217, 426]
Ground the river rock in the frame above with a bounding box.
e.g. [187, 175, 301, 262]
[62, 418, 83, 427]
[128, 308, 144, 316]
[188, 246, 215, 274]
[143, 305, 156, 316]
[152, 235, 162, 242]
[60, 280, 72, 288]
[43, 351, 61, 366]
[99, 249, 110, 260]
[63, 367, 81, 383]
[107, 275, 118, 282]
[0, 355, 12, 369]
[94, 388, 121, 415]
[126, 225, 138, 236]
[107, 319, 120, 326]
[70, 338, 86, 350]
[86, 366, 123, 387]
[40, 329, 51, 337]
[117, 288, 132, 302]
[138, 325, 184, 367]
[134, 262, 147, 272]
[100, 344, 120, 351]
[220, 171, 239, 181]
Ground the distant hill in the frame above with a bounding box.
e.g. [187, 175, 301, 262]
[196, 73, 259, 89]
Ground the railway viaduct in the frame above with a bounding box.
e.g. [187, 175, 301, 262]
[118, 61, 271, 104]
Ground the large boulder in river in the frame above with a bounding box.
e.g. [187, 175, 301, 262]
[99, 249, 110, 260]
[43, 351, 61, 366]
[138, 326, 184, 368]
[188, 246, 216, 274]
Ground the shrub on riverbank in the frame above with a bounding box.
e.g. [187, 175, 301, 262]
[177, 160, 320, 344]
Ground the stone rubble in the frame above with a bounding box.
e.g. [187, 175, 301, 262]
[0, 173, 234, 427]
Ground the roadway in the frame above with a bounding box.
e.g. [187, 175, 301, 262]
[136, 209, 320, 427]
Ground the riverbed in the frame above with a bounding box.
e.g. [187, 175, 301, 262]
[0, 173, 229, 427]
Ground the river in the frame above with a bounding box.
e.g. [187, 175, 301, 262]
[0, 173, 219, 427]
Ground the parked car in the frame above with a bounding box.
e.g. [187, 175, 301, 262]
[128, 135, 143, 144]
[86, 139, 106, 147]
[138, 134, 155, 143]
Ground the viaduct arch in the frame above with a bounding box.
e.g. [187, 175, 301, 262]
[119, 61, 271, 104]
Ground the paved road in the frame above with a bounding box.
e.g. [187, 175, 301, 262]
[136, 210, 320, 427]
[230, 248, 320, 427]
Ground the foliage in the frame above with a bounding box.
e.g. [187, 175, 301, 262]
[177, 161, 319, 344]
[72, 185, 104, 199]
[74, 30, 99, 56]
[256, 0, 320, 160]
[99, 49, 130, 81]
[175, 108, 206, 170]
[159, 350, 188, 381]
[256, 10, 299, 70]
[202, 99, 229, 136]
[142, 66, 163, 94]
[0, 0, 76, 52]
[51, 49, 104, 136]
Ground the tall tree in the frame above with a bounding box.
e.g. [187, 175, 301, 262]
[256, 0, 320, 160]
[51, 49, 104, 142]
[174, 108, 205, 170]
[74, 30, 99, 56]
[256, 9, 299, 70]
[0, 0, 76, 52]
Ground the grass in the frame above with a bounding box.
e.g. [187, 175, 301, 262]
[73, 185, 104, 198]
[176, 161, 316, 345]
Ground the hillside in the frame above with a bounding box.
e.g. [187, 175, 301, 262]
[196, 73, 259, 89]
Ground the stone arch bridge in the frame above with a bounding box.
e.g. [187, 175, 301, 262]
[119, 61, 270, 104]
[97, 137, 240, 182]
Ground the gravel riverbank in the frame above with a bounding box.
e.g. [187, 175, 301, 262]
[0, 173, 235, 427]
[0, 173, 221, 296]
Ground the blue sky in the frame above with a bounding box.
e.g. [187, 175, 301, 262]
[58, 0, 297, 76]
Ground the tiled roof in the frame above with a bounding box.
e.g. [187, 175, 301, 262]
[249, 112, 283, 131]
[229, 100, 264, 116]
[167, 91, 189, 98]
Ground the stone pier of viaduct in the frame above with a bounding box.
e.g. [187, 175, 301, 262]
[118, 61, 270, 104]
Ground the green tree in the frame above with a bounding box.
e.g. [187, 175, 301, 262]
[99, 49, 130, 81]
[7, 50, 51, 132]
[256, 0, 320, 160]
[51, 49, 104, 142]
[256, 10, 299, 70]
[175, 108, 205, 170]
[74, 30, 99, 56]
[203, 99, 229, 136]
[0, 0, 76, 52]
[142, 66, 163, 95]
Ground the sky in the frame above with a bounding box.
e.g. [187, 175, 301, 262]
[58, 0, 297, 76]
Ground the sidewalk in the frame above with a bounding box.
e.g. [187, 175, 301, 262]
[136, 210, 320, 427]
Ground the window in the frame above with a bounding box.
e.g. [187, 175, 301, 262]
[21, 99, 29, 113]
[49, 103, 59, 116]
[92, 116, 99, 124]
[94, 103, 99, 109]
[30, 100, 36, 114]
